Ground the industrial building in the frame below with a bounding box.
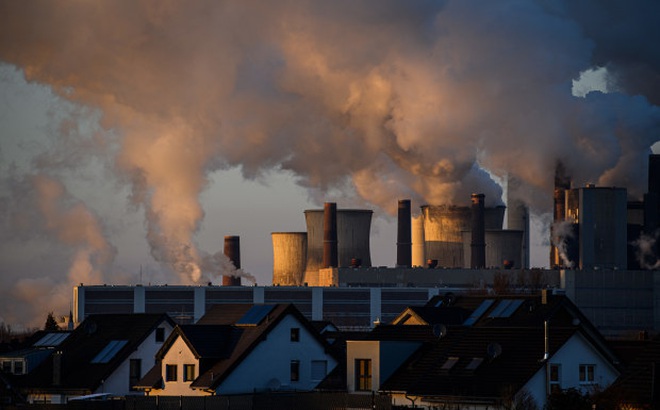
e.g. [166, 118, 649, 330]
[70, 155, 660, 339]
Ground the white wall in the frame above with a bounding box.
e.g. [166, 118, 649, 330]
[217, 314, 337, 394]
[523, 332, 620, 408]
[153, 336, 205, 396]
[94, 320, 174, 397]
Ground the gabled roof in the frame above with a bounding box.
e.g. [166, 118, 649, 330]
[381, 325, 579, 400]
[157, 325, 237, 360]
[606, 335, 660, 406]
[18, 313, 174, 394]
[190, 303, 333, 390]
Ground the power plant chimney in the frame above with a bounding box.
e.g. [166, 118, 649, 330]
[551, 161, 571, 267]
[323, 202, 338, 268]
[397, 199, 412, 267]
[471, 193, 486, 269]
[222, 235, 241, 286]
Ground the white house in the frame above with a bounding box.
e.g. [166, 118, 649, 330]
[20, 314, 175, 404]
[137, 304, 338, 396]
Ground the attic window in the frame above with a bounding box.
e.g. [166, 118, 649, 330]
[441, 357, 459, 370]
[463, 299, 494, 326]
[465, 357, 484, 370]
[91, 340, 128, 364]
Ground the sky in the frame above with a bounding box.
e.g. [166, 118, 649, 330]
[1, 0, 660, 329]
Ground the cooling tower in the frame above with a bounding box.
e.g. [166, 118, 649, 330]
[397, 199, 412, 267]
[222, 235, 241, 286]
[303, 207, 372, 285]
[471, 193, 486, 269]
[271, 232, 307, 286]
[411, 214, 426, 267]
[421, 203, 505, 268]
[462, 230, 524, 269]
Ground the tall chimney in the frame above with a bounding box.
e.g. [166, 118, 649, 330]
[471, 193, 486, 269]
[222, 236, 241, 286]
[551, 161, 571, 267]
[397, 199, 412, 267]
[323, 202, 338, 268]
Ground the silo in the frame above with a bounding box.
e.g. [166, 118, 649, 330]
[411, 214, 426, 267]
[304, 207, 373, 284]
[422, 204, 505, 268]
[462, 230, 524, 269]
[271, 232, 307, 286]
[222, 236, 241, 286]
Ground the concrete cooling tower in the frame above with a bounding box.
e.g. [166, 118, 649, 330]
[303, 206, 372, 285]
[271, 232, 307, 286]
[421, 204, 506, 268]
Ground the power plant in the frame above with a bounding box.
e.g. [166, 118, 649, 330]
[71, 155, 660, 338]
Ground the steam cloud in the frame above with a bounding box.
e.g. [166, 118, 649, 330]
[1, 1, 660, 325]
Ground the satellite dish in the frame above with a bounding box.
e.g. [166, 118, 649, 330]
[433, 324, 447, 339]
[487, 342, 502, 359]
[572, 318, 581, 326]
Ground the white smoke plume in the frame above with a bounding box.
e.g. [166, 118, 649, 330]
[551, 220, 576, 269]
[1, 0, 660, 322]
[632, 231, 660, 270]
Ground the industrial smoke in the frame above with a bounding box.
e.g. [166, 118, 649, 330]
[1, 0, 660, 326]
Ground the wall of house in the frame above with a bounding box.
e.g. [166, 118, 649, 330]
[152, 336, 205, 396]
[216, 314, 337, 395]
[346, 341, 380, 393]
[95, 321, 175, 397]
[523, 332, 620, 408]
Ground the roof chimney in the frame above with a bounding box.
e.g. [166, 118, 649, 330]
[53, 350, 63, 386]
[322, 203, 338, 268]
[470, 193, 486, 269]
[397, 199, 412, 267]
[222, 236, 241, 286]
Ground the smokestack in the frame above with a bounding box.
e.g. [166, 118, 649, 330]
[471, 193, 486, 269]
[222, 235, 241, 286]
[323, 202, 338, 268]
[551, 161, 571, 267]
[397, 199, 412, 267]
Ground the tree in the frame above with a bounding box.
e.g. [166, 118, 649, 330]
[44, 312, 59, 331]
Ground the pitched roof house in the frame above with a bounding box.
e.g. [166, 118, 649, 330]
[18, 314, 175, 404]
[137, 303, 338, 396]
[346, 291, 621, 409]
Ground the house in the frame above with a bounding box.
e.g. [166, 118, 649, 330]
[137, 303, 338, 396]
[0, 331, 70, 376]
[18, 313, 175, 404]
[345, 291, 621, 409]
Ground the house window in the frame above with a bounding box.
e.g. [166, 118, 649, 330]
[165, 364, 178, 382]
[2, 360, 11, 373]
[549, 364, 561, 393]
[355, 359, 372, 391]
[156, 328, 165, 343]
[183, 364, 195, 382]
[129, 359, 141, 391]
[311, 360, 327, 381]
[290, 328, 300, 342]
[579, 364, 595, 384]
[290, 360, 300, 382]
[13, 360, 24, 375]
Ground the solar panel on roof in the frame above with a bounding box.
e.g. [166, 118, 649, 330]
[463, 299, 494, 326]
[488, 300, 513, 318]
[91, 340, 128, 364]
[235, 304, 276, 326]
[500, 299, 524, 317]
[34, 333, 69, 347]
